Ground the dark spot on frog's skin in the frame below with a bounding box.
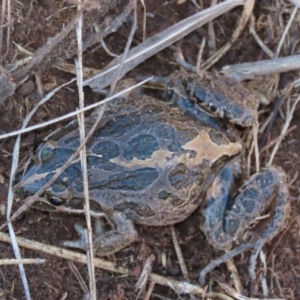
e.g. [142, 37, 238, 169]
[85, 141, 120, 171]
[92, 141, 119, 158]
[154, 124, 175, 139]
[208, 130, 229, 146]
[168, 163, 188, 189]
[168, 163, 202, 189]
[37, 148, 75, 174]
[93, 114, 141, 138]
[241, 198, 256, 214]
[75, 168, 158, 192]
[210, 155, 233, 171]
[113, 202, 155, 218]
[158, 190, 169, 200]
[170, 197, 185, 206]
[124, 134, 159, 160]
[241, 188, 259, 212]
[224, 216, 240, 234]
[40, 147, 55, 162]
[64, 136, 80, 147]
[158, 190, 184, 206]
[87, 156, 117, 171]
[45, 162, 82, 189]
[51, 182, 67, 193]
[167, 140, 182, 152]
[276, 191, 288, 207]
[255, 170, 274, 189]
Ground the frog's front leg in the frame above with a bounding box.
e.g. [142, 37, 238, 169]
[164, 77, 226, 130]
[165, 72, 259, 127]
[62, 211, 138, 256]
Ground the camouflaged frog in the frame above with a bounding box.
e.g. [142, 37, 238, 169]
[13, 71, 290, 259]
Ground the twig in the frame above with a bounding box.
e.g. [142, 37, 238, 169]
[140, 0, 147, 42]
[0, 232, 234, 299]
[249, 14, 274, 59]
[196, 37, 206, 72]
[142, 281, 155, 300]
[201, 0, 254, 70]
[268, 94, 300, 165]
[222, 54, 300, 81]
[83, 0, 246, 91]
[259, 125, 296, 154]
[275, 5, 298, 58]
[135, 254, 155, 298]
[253, 121, 260, 172]
[67, 261, 89, 294]
[75, 2, 96, 299]
[0, 258, 45, 265]
[0, 0, 6, 57]
[0, 79, 150, 141]
[207, 0, 217, 54]
[170, 226, 189, 280]
[225, 259, 243, 295]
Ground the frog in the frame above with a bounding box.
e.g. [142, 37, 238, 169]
[13, 71, 290, 266]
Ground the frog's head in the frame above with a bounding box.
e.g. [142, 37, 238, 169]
[13, 139, 83, 211]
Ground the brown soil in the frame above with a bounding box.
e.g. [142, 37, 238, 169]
[0, 0, 300, 299]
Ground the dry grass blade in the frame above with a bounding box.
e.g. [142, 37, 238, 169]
[268, 94, 300, 165]
[75, 2, 96, 298]
[7, 223, 31, 299]
[135, 254, 155, 298]
[170, 226, 189, 280]
[225, 258, 243, 295]
[68, 261, 89, 294]
[201, 0, 255, 70]
[222, 54, 300, 81]
[0, 78, 150, 141]
[6, 77, 77, 300]
[0, 258, 45, 265]
[83, 0, 246, 90]
[274, 5, 298, 58]
[142, 281, 155, 300]
[0, 232, 235, 299]
[249, 14, 275, 59]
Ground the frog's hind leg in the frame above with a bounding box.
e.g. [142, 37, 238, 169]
[200, 165, 235, 250]
[200, 166, 290, 283]
[62, 211, 138, 256]
[246, 167, 290, 279]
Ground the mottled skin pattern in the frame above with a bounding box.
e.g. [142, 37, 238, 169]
[13, 72, 290, 257]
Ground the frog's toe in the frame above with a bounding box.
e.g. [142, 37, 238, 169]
[62, 223, 87, 250]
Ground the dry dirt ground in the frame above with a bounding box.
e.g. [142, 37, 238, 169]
[0, 0, 300, 299]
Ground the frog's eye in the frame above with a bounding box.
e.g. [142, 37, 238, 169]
[48, 196, 64, 206]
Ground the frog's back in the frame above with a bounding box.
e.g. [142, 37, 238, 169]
[15, 95, 242, 226]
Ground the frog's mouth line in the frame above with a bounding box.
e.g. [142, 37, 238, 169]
[29, 196, 105, 216]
